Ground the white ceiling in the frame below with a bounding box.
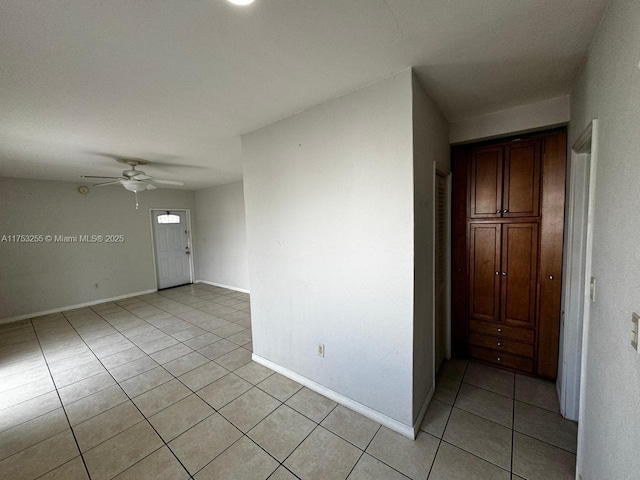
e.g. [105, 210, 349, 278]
[0, 0, 608, 190]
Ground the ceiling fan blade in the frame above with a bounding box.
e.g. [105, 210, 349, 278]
[153, 179, 184, 185]
[82, 175, 121, 179]
[145, 184, 158, 190]
[93, 181, 122, 187]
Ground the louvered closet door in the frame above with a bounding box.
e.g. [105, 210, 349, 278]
[435, 173, 447, 373]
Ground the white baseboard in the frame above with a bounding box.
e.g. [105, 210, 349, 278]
[0, 289, 157, 325]
[196, 279, 250, 294]
[412, 384, 435, 437]
[252, 353, 415, 439]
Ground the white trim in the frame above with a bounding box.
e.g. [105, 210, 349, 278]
[413, 384, 435, 437]
[575, 119, 598, 477]
[196, 280, 250, 294]
[252, 353, 415, 439]
[0, 289, 157, 325]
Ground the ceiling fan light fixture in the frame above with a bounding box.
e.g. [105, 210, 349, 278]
[227, 0, 255, 6]
[122, 180, 148, 193]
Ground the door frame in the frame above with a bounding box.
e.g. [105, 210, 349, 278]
[559, 120, 598, 468]
[149, 208, 195, 290]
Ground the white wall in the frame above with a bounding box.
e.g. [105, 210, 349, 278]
[0, 177, 195, 321]
[194, 181, 250, 292]
[411, 73, 450, 421]
[242, 70, 416, 428]
[568, 2, 640, 478]
[450, 96, 570, 144]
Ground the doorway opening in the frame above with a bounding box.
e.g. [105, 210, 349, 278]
[559, 120, 598, 434]
[151, 209, 194, 290]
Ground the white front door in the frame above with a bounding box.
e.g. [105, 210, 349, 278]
[152, 210, 192, 289]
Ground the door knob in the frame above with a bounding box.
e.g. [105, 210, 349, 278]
[497, 328, 502, 332]
[549, 275, 554, 280]
[504, 209, 509, 213]
[495, 271, 500, 276]
[496, 209, 502, 213]
[502, 272, 507, 276]
[497, 342, 502, 346]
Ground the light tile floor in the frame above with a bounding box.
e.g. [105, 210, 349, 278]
[0, 284, 577, 480]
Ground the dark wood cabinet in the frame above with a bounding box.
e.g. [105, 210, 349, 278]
[470, 147, 503, 218]
[469, 140, 541, 219]
[452, 130, 566, 380]
[500, 222, 538, 328]
[503, 141, 541, 218]
[468, 223, 501, 323]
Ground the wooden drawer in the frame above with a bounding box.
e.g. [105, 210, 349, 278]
[469, 345, 534, 373]
[469, 332, 534, 358]
[469, 319, 534, 343]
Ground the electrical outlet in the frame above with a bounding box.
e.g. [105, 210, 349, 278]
[317, 343, 325, 357]
[632, 313, 639, 352]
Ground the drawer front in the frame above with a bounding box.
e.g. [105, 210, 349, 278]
[469, 319, 534, 343]
[469, 332, 534, 358]
[469, 345, 534, 373]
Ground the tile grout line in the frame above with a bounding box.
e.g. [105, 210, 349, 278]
[28, 318, 93, 480]
[121, 292, 253, 374]
[65, 285, 251, 478]
[425, 360, 471, 479]
[51, 289, 248, 429]
[0, 285, 244, 479]
[439, 367, 572, 453]
[60, 311, 196, 480]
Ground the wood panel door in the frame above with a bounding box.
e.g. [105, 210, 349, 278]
[470, 146, 503, 218]
[469, 224, 501, 322]
[500, 223, 539, 328]
[503, 141, 541, 218]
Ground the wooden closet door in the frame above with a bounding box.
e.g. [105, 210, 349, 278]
[470, 147, 503, 218]
[500, 223, 539, 328]
[469, 224, 501, 322]
[503, 140, 541, 218]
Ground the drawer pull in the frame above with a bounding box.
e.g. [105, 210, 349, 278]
[497, 328, 502, 332]
[497, 357, 501, 362]
[497, 342, 502, 346]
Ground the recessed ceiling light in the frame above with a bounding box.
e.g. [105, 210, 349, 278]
[228, 0, 255, 5]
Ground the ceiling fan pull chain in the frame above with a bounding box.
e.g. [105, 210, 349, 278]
[135, 191, 139, 210]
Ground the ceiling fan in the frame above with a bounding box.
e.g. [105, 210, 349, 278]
[82, 158, 184, 192]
